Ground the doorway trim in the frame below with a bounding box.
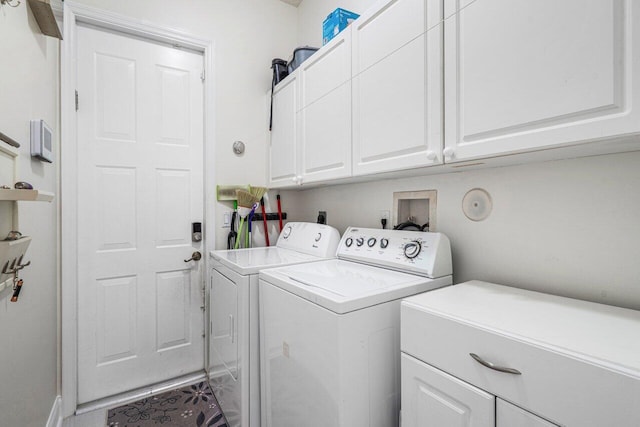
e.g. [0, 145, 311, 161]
[60, 1, 215, 417]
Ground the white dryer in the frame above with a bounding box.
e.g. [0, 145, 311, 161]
[209, 222, 340, 427]
[259, 227, 453, 427]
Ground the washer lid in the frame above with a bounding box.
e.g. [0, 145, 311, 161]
[210, 247, 322, 275]
[259, 259, 452, 314]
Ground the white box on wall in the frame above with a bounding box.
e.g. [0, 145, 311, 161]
[30, 119, 53, 163]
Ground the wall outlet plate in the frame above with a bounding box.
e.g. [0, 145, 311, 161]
[318, 210, 327, 224]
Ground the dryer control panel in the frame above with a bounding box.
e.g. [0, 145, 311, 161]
[276, 222, 341, 258]
[337, 227, 452, 278]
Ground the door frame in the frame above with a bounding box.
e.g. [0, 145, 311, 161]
[60, 1, 215, 417]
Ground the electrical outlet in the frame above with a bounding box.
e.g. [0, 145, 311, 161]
[380, 210, 390, 229]
[318, 210, 327, 224]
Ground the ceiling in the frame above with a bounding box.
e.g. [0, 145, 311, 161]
[279, 0, 302, 6]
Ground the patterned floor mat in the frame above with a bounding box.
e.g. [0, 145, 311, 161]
[106, 381, 228, 427]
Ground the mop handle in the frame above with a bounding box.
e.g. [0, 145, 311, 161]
[234, 216, 245, 250]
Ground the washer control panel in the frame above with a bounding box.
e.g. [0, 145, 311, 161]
[337, 227, 452, 278]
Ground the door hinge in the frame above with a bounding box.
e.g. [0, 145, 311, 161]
[75, 90, 79, 111]
[200, 69, 205, 82]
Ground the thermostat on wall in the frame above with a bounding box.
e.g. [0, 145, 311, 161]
[30, 119, 53, 163]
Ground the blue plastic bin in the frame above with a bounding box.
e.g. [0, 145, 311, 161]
[323, 8, 360, 45]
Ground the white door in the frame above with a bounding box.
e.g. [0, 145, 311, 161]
[76, 25, 205, 403]
[401, 353, 494, 427]
[298, 28, 352, 184]
[269, 74, 299, 188]
[443, 0, 638, 163]
[497, 399, 559, 427]
[210, 268, 239, 378]
[352, 0, 443, 175]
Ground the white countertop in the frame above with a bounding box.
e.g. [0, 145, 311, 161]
[403, 280, 640, 378]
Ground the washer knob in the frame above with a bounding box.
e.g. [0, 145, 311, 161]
[367, 237, 377, 247]
[356, 237, 365, 247]
[282, 225, 292, 239]
[380, 238, 389, 249]
[345, 237, 353, 247]
[315, 233, 322, 242]
[404, 240, 422, 259]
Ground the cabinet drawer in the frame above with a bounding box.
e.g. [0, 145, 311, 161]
[401, 303, 640, 426]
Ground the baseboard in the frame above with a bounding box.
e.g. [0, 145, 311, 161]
[46, 395, 63, 427]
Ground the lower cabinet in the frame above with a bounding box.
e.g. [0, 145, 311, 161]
[400, 281, 640, 427]
[496, 398, 557, 427]
[401, 353, 556, 427]
[401, 353, 494, 427]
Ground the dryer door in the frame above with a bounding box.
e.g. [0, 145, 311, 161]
[211, 268, 239, 379]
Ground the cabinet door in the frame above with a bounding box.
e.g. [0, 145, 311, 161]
[269, 73, 299, 188]
[299, 29, 352, 183]
[444, 0, 640, 163]
[497, 399, 559, 427]
[352, 0, 443, 175]
[401, 353, 494, 427]
[210, 269, 239, 378]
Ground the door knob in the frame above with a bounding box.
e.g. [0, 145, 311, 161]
[184, 251, 202, 262]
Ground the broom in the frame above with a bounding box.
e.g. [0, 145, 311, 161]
[235, 189, 258, 249]
[235, 189, 259, 249]
[248, 186, 268, 203]
[247, 186, 268, 247]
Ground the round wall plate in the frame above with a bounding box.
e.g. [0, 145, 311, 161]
[232, 140, 245, 155]
[462, 188, 493, 221]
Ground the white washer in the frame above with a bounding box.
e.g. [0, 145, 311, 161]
[259, 226, 453, 427]
[209, 222, 340, 427]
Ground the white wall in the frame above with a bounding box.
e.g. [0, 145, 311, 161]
[71, 0, 299, 250]
[0, 3, 60, 427]
[282, 151, 640, 310]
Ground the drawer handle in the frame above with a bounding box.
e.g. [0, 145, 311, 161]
[469, 353, 522, 375]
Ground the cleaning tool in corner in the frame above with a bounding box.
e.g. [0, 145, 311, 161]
[227, 200, 238, 249]
[235, 189, 259, 249]
[277, 194, 283, 232]
[261, 197, 270, 246]
[248, 186, 268, 204]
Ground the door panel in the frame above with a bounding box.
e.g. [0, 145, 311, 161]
[497, 399, 559, 427]
[76, 25, 204, 403]
[299, 82, 352, 182]
[444, 0, 635, 161]
[401, 353, 494, 427]
[269, 75, 299, 187]
[210, 269, 239, 378]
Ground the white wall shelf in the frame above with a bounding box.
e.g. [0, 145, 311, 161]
[0, 189, 55, 202]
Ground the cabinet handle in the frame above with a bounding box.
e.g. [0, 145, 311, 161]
[469, 353, 522, 375]
[443, 147, 455, 159]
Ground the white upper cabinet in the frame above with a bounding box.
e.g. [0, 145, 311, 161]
[269, 73, 299, 188]
[298, 28, 352, 184]
[444, 0, 640, 163]
[352, 0, 443, 175]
